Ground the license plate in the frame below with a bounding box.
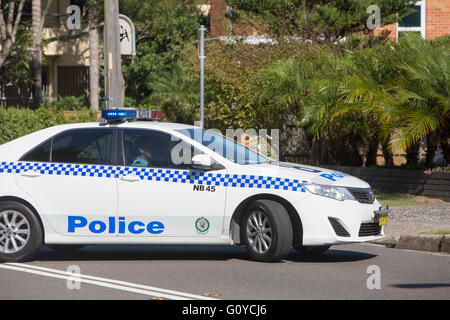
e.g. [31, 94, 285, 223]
[376, 213, 388, 226]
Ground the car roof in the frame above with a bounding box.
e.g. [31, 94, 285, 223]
[47, 121, 197, 132]
[118, 121, 196, 131]
[0, 121, 199, 161]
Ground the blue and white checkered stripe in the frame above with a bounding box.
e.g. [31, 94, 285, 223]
[0, 161, 307, 192]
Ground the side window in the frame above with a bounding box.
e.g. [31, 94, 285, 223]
[20, 140, 52, 162]
[52, 129, 113, 165]
[122, 129, 200, 169]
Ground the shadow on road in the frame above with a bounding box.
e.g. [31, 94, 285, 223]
[286, 249, 377, 263]
[34, 245, 377, 263]
[390, 283, 450, 289]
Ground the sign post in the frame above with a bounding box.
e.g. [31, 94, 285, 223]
[199, 25, 205, 129]
[119, 14, 136, 56]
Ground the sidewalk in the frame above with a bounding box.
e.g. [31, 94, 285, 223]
[371, 205, 450, 254]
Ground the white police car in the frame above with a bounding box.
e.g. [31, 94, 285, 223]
[0, 109, 389, 262]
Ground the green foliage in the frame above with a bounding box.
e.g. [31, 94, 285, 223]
[382, 35, 450, 151]
[119, 0, 202, 108]
[173, 32, 449, 166]
[0, 107, 97, 145]
[41, 95, 89, 111]
[0, 22, 34, 86]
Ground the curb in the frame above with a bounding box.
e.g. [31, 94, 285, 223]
[370, 235, 450, 254]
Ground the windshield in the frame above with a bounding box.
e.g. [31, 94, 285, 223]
[176, 128, 271, 165]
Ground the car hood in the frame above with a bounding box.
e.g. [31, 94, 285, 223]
[233, 161, 371, 189]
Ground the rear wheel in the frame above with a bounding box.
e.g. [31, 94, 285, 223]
[242, 200, 293, 262]
[0, 201, 43, 262]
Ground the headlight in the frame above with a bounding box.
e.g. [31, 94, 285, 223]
[302, 184, 355, 201]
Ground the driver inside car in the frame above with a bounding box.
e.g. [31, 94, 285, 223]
[132, 136, 155, 167]
[132, 136, 169, 167]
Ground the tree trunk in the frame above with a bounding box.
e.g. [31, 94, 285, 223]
[311, 137, 320, 165]
[365, 136, 379, 167]
[32, 0, 42, 109]
[0, 0, 26, 68]
[381, 135, 394, 167]
[88, 4, 100, 111]
[425, 130, 439, 167]
[406, 140, 421, 166]
[0, 40, 13, 67]
[440, 119, 450, 165]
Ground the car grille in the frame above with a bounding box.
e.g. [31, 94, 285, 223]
[328, 217, 350, 237]
[359, 222, 382, 237]
[348, 188, 375, 204]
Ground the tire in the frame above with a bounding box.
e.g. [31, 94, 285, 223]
[47, 245, 85, 252]
[242, 200, 293, 262]
[294, 245, 331, 256]
[0, 201, 43, 262]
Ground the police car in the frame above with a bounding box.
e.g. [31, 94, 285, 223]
[0, 108, 389, 262]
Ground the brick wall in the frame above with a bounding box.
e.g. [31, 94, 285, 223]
[372, 0, 450, 39]
[209, 0, 228, 37]
[208, 0, 257, 37]
[372, 23, 397, 39]
[426, 0, 450, 39]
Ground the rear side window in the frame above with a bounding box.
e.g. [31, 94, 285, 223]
[20, 140, 52, 162]
[52, 129, 112, 165]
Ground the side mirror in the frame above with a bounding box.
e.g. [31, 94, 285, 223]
[192, 154, 213, 169]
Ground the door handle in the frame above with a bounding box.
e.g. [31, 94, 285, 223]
[119, 174, 141, 182]
[21, 170, 42, 178]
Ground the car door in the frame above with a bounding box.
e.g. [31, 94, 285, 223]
[117, 128, 227, 238]
[15, 128, 118, 237]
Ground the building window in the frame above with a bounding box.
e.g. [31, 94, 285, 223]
[397, 1, 426, 39]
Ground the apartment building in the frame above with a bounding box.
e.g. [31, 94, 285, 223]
[1, 0, 90, 107]
[373, 0, 450, 39]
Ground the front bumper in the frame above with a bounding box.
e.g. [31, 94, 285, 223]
[294, 195, 389, 246]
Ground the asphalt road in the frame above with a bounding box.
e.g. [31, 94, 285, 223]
[0, 243, 449, 300]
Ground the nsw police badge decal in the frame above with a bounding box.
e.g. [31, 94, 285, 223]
[195, 217, 210, 234]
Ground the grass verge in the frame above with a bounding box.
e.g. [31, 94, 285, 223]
[375, 193, 447, 207]
[419, 230, 450, 235]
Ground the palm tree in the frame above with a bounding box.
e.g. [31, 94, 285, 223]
[381, 34, 450, 165]
[150, 65, 198, 123]
[332, 43, 400, 167]
[256, 55, 319, 162]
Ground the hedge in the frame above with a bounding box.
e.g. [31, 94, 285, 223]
[0, 107, 98, 145]
[323, 165, 450, 202]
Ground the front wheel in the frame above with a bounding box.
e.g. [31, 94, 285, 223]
[0, 201, 43, 262]
[242, 200, 293, 262]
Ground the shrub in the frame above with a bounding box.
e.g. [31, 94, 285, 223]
[0, 107, 97, 145]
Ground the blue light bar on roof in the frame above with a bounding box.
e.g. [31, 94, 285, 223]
[102, 108, 137, 120]
[102, 108, 162, 122]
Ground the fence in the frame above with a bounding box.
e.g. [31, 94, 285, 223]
[1, 66, 89, 108]
[323, 165, 450, 202]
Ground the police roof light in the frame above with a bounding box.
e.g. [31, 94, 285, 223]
[102, 108, 162, 122]
[136, 109, 162, 120]
[102, 108, 136, 121]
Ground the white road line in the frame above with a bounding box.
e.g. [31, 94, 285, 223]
[0, 263, 218, 300]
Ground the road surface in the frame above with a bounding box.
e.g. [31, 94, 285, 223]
[0, 243, 449, 300]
